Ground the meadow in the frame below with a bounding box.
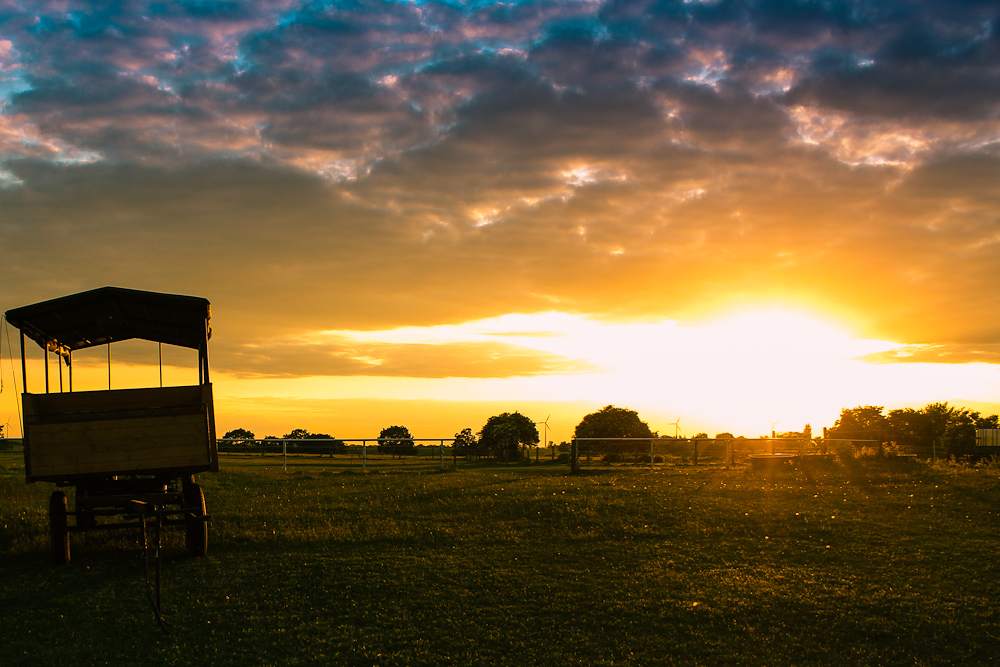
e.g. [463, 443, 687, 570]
[1, 451, 999, 666]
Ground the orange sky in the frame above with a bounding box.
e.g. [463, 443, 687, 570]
[3, 1, 1000, 441]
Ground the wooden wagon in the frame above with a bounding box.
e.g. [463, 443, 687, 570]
[5, 287, 217, 564]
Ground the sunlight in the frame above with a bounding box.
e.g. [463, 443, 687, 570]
[210, 307, 999, 440]
[27, 307, 993, 443]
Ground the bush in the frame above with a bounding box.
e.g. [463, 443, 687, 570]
[833, 441, 856, 464]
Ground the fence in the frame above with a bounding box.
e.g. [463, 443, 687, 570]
[217, 438, 459, 472]
[568, 437, 841, 473]
[0, 438, 23, 452]
[0, 436, 878, 473]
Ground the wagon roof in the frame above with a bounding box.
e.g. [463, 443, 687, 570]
[5, 286, 211, 353]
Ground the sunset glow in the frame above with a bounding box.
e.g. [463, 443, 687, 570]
[3, 1, 1000, 440]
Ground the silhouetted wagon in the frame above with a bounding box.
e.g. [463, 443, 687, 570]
[5, 287, 217, 564]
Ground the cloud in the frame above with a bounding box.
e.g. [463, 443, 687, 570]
[861, 344, 1000, 365]
[215, 336, 599, 378]
[3, 0, 1000, 374]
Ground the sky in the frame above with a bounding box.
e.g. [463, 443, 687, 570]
[2, 0, 1000, 443]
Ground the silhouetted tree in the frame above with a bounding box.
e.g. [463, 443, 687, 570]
[479, 412, 538, 461]
[378, 425, 415, 458]
[941, 409, 1000, 454]
[222, 428, 256, 454]
[886, 403, 954, 457]
[574, 405, 654, 454]
[303, 432, 347, 456]
[826, 406, 888, 444]
[452, 428, 478, 458]
[223, 428, 255, 445]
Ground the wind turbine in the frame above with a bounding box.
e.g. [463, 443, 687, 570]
[669, 417, 683, 439]
[535, 414, 551, 462]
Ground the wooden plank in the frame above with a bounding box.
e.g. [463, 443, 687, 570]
[28, 413, 207, 443]
[32, 453, 209, 477]
[25, 385, 206, 415]
[27, 413, 211, 478]
[23, 384, 216, 481]
[30, 435, 208, 465]
[31, 446, 210, 472]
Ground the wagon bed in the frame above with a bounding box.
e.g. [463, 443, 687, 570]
[24, 384, 217, 482]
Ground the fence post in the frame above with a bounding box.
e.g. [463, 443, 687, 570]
[282, 440, 287, 472]
[693, 439, 698, 466]
[650, 439, 654, 468]
[362, 440, 367, 472]
[571, 439, 579, 475]
[440, 439, 445, 471]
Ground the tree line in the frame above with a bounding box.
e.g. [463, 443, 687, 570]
[825, 403, 999, 458]
[221, 401, 1000, 462]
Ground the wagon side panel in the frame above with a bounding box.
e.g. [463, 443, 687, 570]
[23, 385, 216, 482]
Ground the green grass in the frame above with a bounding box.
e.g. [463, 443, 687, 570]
[2, 452, 1000, 665]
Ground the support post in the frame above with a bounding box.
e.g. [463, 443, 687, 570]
[570, 439, 579, 475]
[283, 440, 287, 472]
[20, 331, 27, 395]
[440, 439, 445, 471]
[693, 439, 699, 466]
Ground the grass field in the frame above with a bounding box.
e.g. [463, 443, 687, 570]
[2, 451, 999, 666]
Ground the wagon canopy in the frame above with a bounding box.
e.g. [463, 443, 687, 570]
[5, 286, 211, 356]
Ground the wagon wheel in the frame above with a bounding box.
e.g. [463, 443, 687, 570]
[183, 481, 208, 557]
[49, 490, 70, 565]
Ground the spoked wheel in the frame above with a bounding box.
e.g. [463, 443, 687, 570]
[49, 490, 70, 565]
[183, 480, 208, 557]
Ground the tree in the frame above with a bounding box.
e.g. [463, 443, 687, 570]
[714, 432, 735, 440]
[479, 412, 538, 461]
[378, 425, 415, 458]
[303, 432, 346, 456]
[222, 428, 256, 454]
[282, 428, 310, 440]
[826, 406, 888, 443]
[223, 428, 255, 445]
[886, 403, 955, 456]
[574, 405, 654, 454]
[941, 409, 1000, 455]
[452, 428, 478, 458]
